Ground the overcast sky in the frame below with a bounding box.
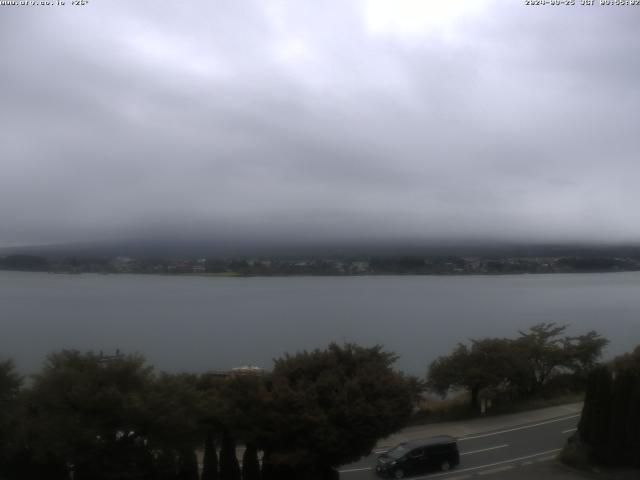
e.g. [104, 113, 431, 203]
[1, 0, 639, 248]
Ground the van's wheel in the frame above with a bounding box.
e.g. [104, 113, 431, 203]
[440, 461, 451, 471]
[394, 469, 405, 479]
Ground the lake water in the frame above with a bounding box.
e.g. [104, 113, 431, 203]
[1, 271, 639, 376]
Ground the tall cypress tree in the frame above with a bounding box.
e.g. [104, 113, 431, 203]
[578, 368, 598, 445]
[202, 432, 219, 480]
[219, 431, 241, 480]
[607, 371, 633, 465]
[260, 450, 274, 480]
[630, 374, 640, 468]
[177, 449, 199, 480]
[577, 349, 640, 468]
[590, 366, 612, 465]
[156, 449, 180, 480]
[241, 443, 260, 480]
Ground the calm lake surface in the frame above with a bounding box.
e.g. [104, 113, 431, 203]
[1, 271, 639, 375]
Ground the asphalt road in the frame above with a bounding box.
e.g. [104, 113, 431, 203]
[339, 413, 580, 480]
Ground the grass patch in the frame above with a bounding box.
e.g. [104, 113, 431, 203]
[488, 392, 584, 416]
[408, 392, 475, 425]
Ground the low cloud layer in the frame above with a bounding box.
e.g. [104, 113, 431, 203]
[1, 0, 639, 247]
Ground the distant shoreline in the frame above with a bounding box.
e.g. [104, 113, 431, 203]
[3, 268, 640, 278]
[3, 251, 640, 277]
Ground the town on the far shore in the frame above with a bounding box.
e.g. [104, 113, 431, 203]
[2, 253, 640, 276]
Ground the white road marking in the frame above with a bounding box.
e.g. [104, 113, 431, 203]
[478, 465, 514, 475]
[535, 455, 557, 462]
[338, 466, 372, 473]
[460, 444, 509, 456]
[562, 428, 577, 434]
[458, 415, 580, 441]
[339, 447, 560, 476]
[408, 448, 562, 479]
[340, 415, 575, 475]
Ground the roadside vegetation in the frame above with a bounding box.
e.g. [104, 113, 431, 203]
[410, 391, 585, 426]
[0, 324, 617, 479]
[0, 344, 419, 480]
[423, 323, 607, 419]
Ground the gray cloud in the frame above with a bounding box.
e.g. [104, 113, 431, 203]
[1, 0, 640, 247]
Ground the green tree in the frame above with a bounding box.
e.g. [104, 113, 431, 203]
[513, 323, 607, 394]
[26, 350, 155, 480]
[514, 323, 570, 395]
[613, 345, 640, 373]
[576, 346, 640, 468]
[0, 359, 24, 478]
[262, 343, 418, 479]
[427, 338, 521, 411]
[242, 443, 261, 480]
[202, 431, 219, 480]
[428, 324, 608, 411]
[0, 359, 21, 400]
[177, 449, 199, 480]
[564, 331, 609, 377]
[219, 429, 241, 480]
[213, 373, 271, 480]
[145, 372, 203, 478]
[156, 449, 179, 480]
[608, 347, 640, 466]
[217, 374, 270, 448]
[612, 346, 640, 467]
[606, 370, 636, 465]
[578, 366, 612, 464]
[627, 372, 640, 468]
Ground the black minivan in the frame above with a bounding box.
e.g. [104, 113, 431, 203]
[375, 436, 460, 478]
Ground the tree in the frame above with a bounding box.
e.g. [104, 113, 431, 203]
[145, 373, 202, 466]
[0, 360, 24, 478]
[202, 431, 219, 480]
[261, 343, 418, 479]
[156, 449, 179, 480]
[242, 443, 261, 480]
[578, 366, 612, 464]
[606, 370, 635, 465]
[427, 338, 521, 411]
[576, 345, 640, 468]
[608, 347, 640, 467]
[0, 360, 21, 438]
[562, 331, 609, 382]
[213, 372, 271, 480]
[0, 359, 21, 400]
[26, 350, 155, 480]
[515, 324, 608, 394]
[427, 324, 608, 410]
[216, 374, 270, 449]
[514, 323, 570, 395]
[219, 429, 241, 480]
[612, 345, 640, 373]
[177, 449, 199, 480]
[0, 358, 68, 480]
